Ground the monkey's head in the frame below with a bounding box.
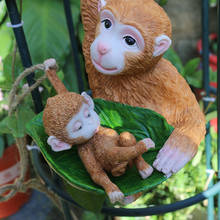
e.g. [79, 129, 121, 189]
[43, 92, 100, 152]
[90, 0, 172, 76]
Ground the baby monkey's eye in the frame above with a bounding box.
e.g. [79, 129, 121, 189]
[73, 121, 83, 132]
[84, 109, 91, 118]
[123, 36, 136, 46]
[102, 19, 112, 29]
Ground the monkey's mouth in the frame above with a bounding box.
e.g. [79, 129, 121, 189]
[92, 59, 118, 73]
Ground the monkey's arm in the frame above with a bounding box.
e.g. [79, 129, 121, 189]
[43, 59, 68, 94]
[81, 0, 99, 36]
[153, 108, 206, 177]
[78, 144, 124, 203]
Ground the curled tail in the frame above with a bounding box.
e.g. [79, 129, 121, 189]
[44, 59, 68, 94]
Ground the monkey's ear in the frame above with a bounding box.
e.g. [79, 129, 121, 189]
[153, 35, 172, 57]
[98, 0, 107, 12]
[81, 92, 95, 109]
[47, 136, 71, 152]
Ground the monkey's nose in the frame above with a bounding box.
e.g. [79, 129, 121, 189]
[97, 42, 110, 55]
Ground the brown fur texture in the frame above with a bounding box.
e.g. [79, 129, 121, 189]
[42, 60, 154, 203]
[43, 92, 86, 145]
[81, 0, 206, 176]
[79, 127, 148, 177]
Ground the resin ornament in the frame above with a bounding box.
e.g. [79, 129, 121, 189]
[42, 59, 155, 204]
[81, 0, 206, 178]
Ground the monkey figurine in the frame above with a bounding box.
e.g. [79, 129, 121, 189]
[81, 0, 206, 180]
[42, 59, 155, 204]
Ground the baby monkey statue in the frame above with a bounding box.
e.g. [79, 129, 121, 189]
[42, 59, 155, 204]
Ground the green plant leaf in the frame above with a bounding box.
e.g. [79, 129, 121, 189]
[62, 54, 79, 92]
[210, 68, 217, 82]
[0, 117, 11, 134]
[22, 0, 77, 65]
[163, 48, 184, 75]
[206, 111, 217, 122]
[0, 1, 6, 24]
[26, 99, 173, 211]
[0, 105, 35, 137]
[0, 24, 13, 60]
[159, 0, 168, 6]
[185, 70, 203, 88]
[184, 58, 200, 77]
[1, 53, 23, 90]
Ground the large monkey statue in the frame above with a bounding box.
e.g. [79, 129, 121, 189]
[81, 0, 206, 178]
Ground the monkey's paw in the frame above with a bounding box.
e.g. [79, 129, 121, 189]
[122, 195, 136, 205]
[108, 191, 124, 204]
[139, 165, 153, 179]
[153, 146, 191, 177]
[140, 138, 155, 150]
[44, 58, 57, 70]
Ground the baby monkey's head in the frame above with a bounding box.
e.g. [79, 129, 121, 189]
[43, 92, 100, 152]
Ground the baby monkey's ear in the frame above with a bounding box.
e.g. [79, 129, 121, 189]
[98, 0, 107, 12]
[47, 136, 71, 152]
[81, 92, 95, 109]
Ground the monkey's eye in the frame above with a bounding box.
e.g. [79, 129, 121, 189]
[102, 19, 112, 29]
[123, 36, 136, 46]
[73, 121, 83, 132]
[84, 109, 91, 118]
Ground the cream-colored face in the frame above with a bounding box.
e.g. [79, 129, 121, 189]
[90, 9, 145, 75]
[47, 93, 100, 152]
[66, 102, 100, 140]
[91, 5, 172, 76]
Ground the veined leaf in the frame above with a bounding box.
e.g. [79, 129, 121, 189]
[163, 48, 184, 75]
[26, 99, 173, 211]
[0, 105, 35, 137]
[184, 58, 200, 77]
[0, 24, 13, 60]
[0, 1, 6, 24]
[22, 0, 77, 65]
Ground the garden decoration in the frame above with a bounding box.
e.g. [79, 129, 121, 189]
[25, 57, 175, 210]
[42, 58, 155, 204]
[3, 0, 220, 218]
[81, 0, 206, 178]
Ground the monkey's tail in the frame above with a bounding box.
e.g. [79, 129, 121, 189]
[44, 59, 68, 94]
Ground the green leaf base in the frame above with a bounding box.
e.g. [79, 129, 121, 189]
[26, 98, 174, 211]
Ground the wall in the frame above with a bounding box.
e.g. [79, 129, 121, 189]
[164, 0, 217, 64]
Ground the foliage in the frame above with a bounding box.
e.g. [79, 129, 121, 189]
[0, 0, 85, 155]
[209, 0, 217, 7]
[164, 48, 217, 89]
[155, 0, 168, 6]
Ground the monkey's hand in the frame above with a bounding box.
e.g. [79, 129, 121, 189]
[47, 136, 71, 152]
[44, 58, 57, 71]
[108, 190, 124, 204]
[153, 129, 198, 177]
[139, 138, 155, 150]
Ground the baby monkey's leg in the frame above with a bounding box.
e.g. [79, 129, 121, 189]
[78, 145, 124, 204]
[135, 137, 155, 179]
[119, 132, 155, 179]
[119, 132, 137, 146]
